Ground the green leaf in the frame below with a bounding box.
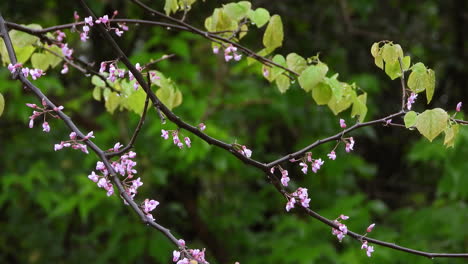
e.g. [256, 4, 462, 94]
[173, 90, 183, 108]
[15, 46, 36, 64]
[164, 0, 179, 15]
[105, 92, 121, 114]
[275, 74, 290, 93]
[408, 68, 429, 93]
[411, 62, 427, 73]
[426, 69, 435, 103]
[286, 53, 307, 74]
[0, 93, 4, 117]
[223, 2, 251, 21]
[124, 88, 147, 116]
[384, 56, 411, 80]
[444, 124, 459, 148]
[327, 84, 355, 115]
[247, 8, 270, 28]
[262, 15, 283, 51]
[31, 53, 50, 71]
[298, 62, 328, 92]
[324, 74, 343, 99]
[381, 43, 402, 64]
[311, 82, 331, 105]
[264, 54, 286, 82]
[374, 55, 383, 69]
[415, 108, 449, 141]
[404, 111, 417, 128]
[44, 45, 63, 68]
[91, 75, 106, 87]
[92, 87, 101, 101]
[351, 93, 367, 122]
[370, 42, 380, 57]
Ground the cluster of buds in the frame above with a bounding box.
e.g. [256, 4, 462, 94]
[360, 223, 376, 257]
[233, 144, 252, 158]
[54, 131, 94, 154]
[8, 63, 45, 80]
[94, 11, 128, 37]
[99, 61, 158, 90]
[26, 99, 63, 132]
[61, 43, 73, 59]
[285, 187, 311, 211]
[271, 166, 290, 187]
[331, 214, 349, 242]
[161, 129, 192, 149]
[142, 198, 159, 221]
[292, 152, 324, 174]
[213, 44, 242, 62]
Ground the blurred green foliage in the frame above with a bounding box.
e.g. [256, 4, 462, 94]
[0, 0, 467, 263]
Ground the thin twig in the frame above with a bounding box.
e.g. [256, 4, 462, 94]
[398, 57, 407, 110]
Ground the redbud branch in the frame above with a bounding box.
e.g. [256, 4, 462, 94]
[0, 13, 184, 252]
[398, 57, 407, 110]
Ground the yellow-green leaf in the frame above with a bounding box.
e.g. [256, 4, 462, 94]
[351, 93, 367, 122]
[15, 46, 36, 64]
[381, 43, 402, 64]
[264, 54, 286, 82]
[370, 42, 380, 57]
[164, 0, 179, 15]
[172, 89, 183, 108]
[407, 70, 428, 93]
[444, 124, 459, 148]
[404, 111, 417, 128]
[286, 53, 307, 74]
[298, 62, 328, 92]
[92, 87, 101, 101]
[105, 92, 120, 114]
[31, 53, 50, 71]
[426, 69, 435, 103]
[247, 8, 270, 28]
[311, 82, 332, 105]
[263, 15, 283, 51]
[374, 55, 383, 69]
[45, 45, 63, 68]
[415, 108, 449, 141]
[275, 74, 290, 93]
[0, 93, 4, 117]
[223, 2, 251, 21]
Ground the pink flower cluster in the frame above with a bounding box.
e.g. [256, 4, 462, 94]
[285, 187, 311, 211]
[294, 152, 324, 174]
[173, 248, 209, 264]
[72, 11, 128, 42]
[361, 241, 374, 257]
[407, 92, 417, 110]
[99, 61, 158, 90]
[331, 214, 349, 242]
[270, 166, 290, 187]
[142, 198, 159, 221]
[238, 145, 252, 158]
[213, 44, 242, 62]
[8, 63, 45, 80]
[26, 99, 63, 132]
[339, 119, 347, 128]
[345, 137, 355, 153]
[54, 131, 94, 154]
[161, 129, 192, 149]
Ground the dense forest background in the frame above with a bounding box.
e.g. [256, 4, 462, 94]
[0, 0, 467, 263]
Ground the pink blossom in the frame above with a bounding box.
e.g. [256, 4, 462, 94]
[88, 171, 99, 182]
[84, 131, 95, 139]
[79, 144, 89, 154]
[26, 103, 37, 108]
[241, 145, 252, 158]
[198, 123, 206, 131]
[270, 167, 275, 174]
[281, 170, 288, 178]
[339, 214, 349, 220]
[345, 137, 355, 153]
[306, 152, 312, 162]
[184, 137, 191, 148]
[366, 246, 374, 257]
[213, 46, 219, 54]
[224, 54, 233, 62]
[118, 23, 128, 31]
[143, 199, 159, 213]
[53, 105, 64, 111]
[340, 118, 346, 128]
[146, 213, 154, 221]
[21, 67, 29, 77]
[132, 177, 143, 188]
[299, 162, 308, 174]
[96, 161, 105, 171]
[176, 258, 189, 264]
[234, 53, 242, 61]
[61, 63, 69, 74]
[407, 92, 417, 110]
[327, 151, 336, 160]
[311, 158, 324, 173]
[56, 30, 66, 42]
[366, 223, 375, 233]
[84, 16, 94, 26]
[69, 132, 77, 140]
[99, 62, 107, 73]
[83, 25, 90, 33]
[178, 239, 186, 247]
[456, 102, 462, 112]
[113, 142, 123, 152]
[73, 11, 80, 21]
[95, 15, 109, 24]
[42, 121, 50, 132]
[285, 197, 296, 211]
[281, 175, 290, 186]
[115, 29, 123, 37]
[54, 143, 63, 151]
[61, 44, 73, 59]
[128, 151, 136, 158]
[361, 240, 368, 249]
[30, 69, 45, 80]
[97, 178, 107, 188]
[80, 32, 89, 42]
[173, 250, 181, 262]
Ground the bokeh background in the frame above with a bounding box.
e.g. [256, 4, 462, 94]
[1, 0, 467, 263]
